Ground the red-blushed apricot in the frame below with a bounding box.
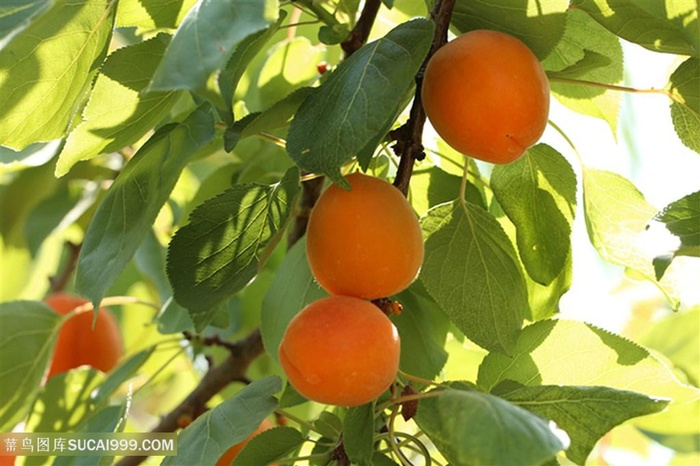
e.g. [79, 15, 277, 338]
[278, 296, 400, 407]
[215, 419, 275, 466]
[44, 292, 123, 379]
[421, 29, 550, 164]
[0, 454, 14, 466]
[306, 172, 424, 299]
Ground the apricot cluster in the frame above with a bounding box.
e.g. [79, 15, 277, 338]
[422, 29, 550, 164]
[278, 173, 424, 407]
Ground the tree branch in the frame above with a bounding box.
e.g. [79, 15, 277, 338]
[118, 4, 388, 466]
[392, 0, 456, 196]
[115, 329, 264, 466]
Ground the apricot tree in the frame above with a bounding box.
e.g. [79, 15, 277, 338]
[0, 1, 699, 465]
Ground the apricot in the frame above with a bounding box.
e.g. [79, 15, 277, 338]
[306, 172, 423, 299]
[0, 454, 14, 466]
[45, 292, 123, 379]
[215, 419, 275, 466]
[421, 29, 550, 164]
[278, 296, 400, 407]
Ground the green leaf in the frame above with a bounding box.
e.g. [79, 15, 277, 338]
[226, 87, 315, 152]
[415, 388, 569, 466]
[544, 8, 623, 132]
[668, 57, 700, 154]
[231, 426, 304, 466]
[167, 167, 300, 331]
[343, 404, 375, 466]
[93, 348, 154, 404]
[526, 250, 573, 321]
[503, 385, 669, 465]
[52, 404, 127, 466]
[450, 0, 568, 60]
[0, 0, 52, 47]
[393, 284, 450, 380]
[256, 37, 325, 110]
[25, 368, 105, 434]
[640, 308, 700, 387]
[0, 141, 60, 174]
[76, 105, 215, 308]
[314, 411, 343, 440]
[571, 0, 699, 56]
[476, 319, 700, 431]
[148, 0, 278, 95]
[0, 301, 60, 431]
[420, 201, 528, 354]
[161, 376, 281, 466]
[56, 33, 181, 177]
[260, 239, 327, 362]
[287, 18, 433, 186]
[219, 10, 287, 122]
[0, 0, 116, 150]
[116, 0, 197, 30]
[492, 144, 577, 285]
[653, 189, 700, 277]
[582, 167, 681, 308]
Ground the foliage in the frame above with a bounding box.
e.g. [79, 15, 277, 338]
[1, 0, 699, 465]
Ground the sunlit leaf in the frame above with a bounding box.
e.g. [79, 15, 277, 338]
[116, 0, 197, 30]
[582, 167, 680, 308]
[416, 387, 569, 466]
[477, 319, 700, 435]
[544, 8, 623, 132]
[167, 168, 300, 331]
[0, 0, 116, 149]
[451, 0, 568, 60]
[652, 189, 700, 278]
[503, 384, 669, 465]
[25, 368, 105, 433]
[0, 301, 60, 431]
[161, 376, 281, 466]
[0, 0, 52, 48]
[492, 144, 577, 285]
[571, 0, 699, 56]
[287, 18, 433, 186]
[56, 33, 181, 177]
[668, 58, 700, 154]
[76, 105, 215, 309]
[420, 201, 528, 354]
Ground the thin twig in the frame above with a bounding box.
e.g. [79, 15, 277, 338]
[392, 0, 457, 196]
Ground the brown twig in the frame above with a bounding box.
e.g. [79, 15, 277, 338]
[48, 241, 81, 292]
[341, 0, 382, 56]
[392, 0, 456, 196]
[115, 329, 264, 466]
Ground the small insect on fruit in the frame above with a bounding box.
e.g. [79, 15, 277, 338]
[421, 29, 550, 164]
[279, 296, 401, 407]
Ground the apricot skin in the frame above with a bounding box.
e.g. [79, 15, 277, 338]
[421, 29, 550, 164]
[278, 296, 400, 407]
[44, 292, 123, 379]
[306, 172, 424, 300]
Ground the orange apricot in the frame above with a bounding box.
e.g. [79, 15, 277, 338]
[306, 172, 423, 299]
[44, 292, 123, 379]
[215, 419, 275, 466]
[421, 29, 550, 164]
[0, 454, 15, 466]
[278, 296, 400, 407]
